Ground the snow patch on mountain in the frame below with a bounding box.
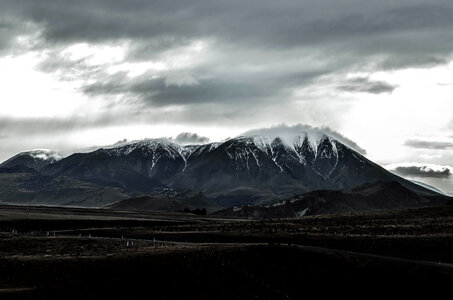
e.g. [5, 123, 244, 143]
[220, 133, 341, 175]
[104, 138, 221, 159]
[106, 138, 182, 158]
[296, 208, 309, 216]
[242, 124, 368, 155]
[245, 131, 337, 164]
[248, 131, 328, 153]
[98, 130, 343, 173]
[245, 131, 334, 156]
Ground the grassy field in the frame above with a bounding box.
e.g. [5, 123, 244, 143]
[0, 204, 452, 298]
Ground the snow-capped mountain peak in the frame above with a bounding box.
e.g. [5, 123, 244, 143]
[239, 130, 338, 161]
[13, 149, 63, 163]
[1, 128, 443, 208]
[106, 138, 182, 157]
[0, 149, 63, 172]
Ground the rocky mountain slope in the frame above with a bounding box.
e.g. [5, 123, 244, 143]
[214, 181, 451, 219]
[0, 130, 445, 210]
[41, 133, 441, 205]
[0, 166, 128, 207]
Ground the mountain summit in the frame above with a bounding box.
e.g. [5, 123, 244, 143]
[0, 129, 436, 207]
[0, 129, 445, 209]
[1, 149, 63, 172]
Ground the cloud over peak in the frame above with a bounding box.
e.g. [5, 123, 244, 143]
[173, 132, 210, 145]
[386, 163, 452, 178]
[2, 0, 453, 112]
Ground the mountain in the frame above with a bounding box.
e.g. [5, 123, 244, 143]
[0, 149, 63, 171]
[214, 181, 452, 219]
[167, 135, 379, 205]
[42, 133, 435, 205]
[0, 130, 445, 209]
[0, 166, 128, 207]
[40, 143, 168, 194]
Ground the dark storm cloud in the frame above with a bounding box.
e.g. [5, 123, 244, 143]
[338, 77, 397, 94]
[392, 166, 451, 178]
[2, 0, 453, 122]
[3, 1, 453, 62]
[404, 140, 453, 150]
[5, 1, 453, 49]
[174, 132, 210, 145]
[82, 69, 325, 106]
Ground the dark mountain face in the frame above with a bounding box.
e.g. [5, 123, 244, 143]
[214, 181, 452, 219]
[0, 132, 444, 208]
[42, 149, 166, 193]
[0, 166, 129, 207]
[167, 135, 437, 205]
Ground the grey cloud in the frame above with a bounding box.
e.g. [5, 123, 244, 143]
[3, 0, 199, 51]
[0, 114, 133, 136]
[1, 0, 451, 119]
[404, 139, 453, 150]
[242, 123, 367, 155]
[9, 2, 452, 47]
[82, 69, 324, 106]
[1, 0, 453, 137]
[37, 53, 104, 82]
[392, 166, 451, 178]
[380, 56, 449, 70]
[0, 19, 15, 51]
[3, 1, 453, 63]
[174, 132, 210, 145]
[0, 110, 224, 141]
[317, 127, 367, 155]
[0, 15, 37, 54]
[338, 77, 397, 94]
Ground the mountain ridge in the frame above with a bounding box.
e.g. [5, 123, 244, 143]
[214, 181, 451, 219]
[0, 130, 446, 211]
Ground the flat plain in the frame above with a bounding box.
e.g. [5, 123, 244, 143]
[0, 204, 452, 299]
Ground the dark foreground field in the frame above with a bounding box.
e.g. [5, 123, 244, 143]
[0, 205, 452, 299]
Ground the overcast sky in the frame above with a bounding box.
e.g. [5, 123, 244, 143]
[0, 0, 452, 194]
